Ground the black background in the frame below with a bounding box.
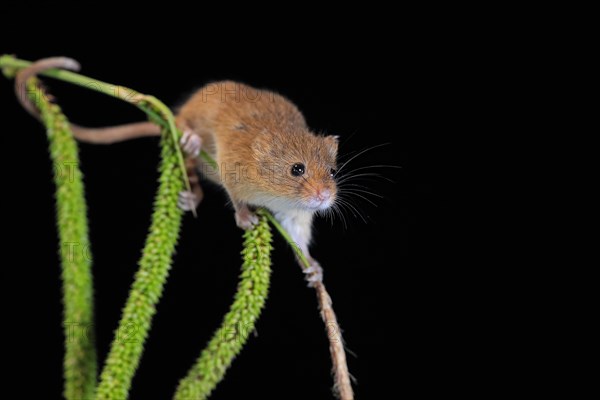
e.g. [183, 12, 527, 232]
[1, 17, 455, 400]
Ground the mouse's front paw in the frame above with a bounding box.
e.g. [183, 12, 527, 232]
[180, 130, 202, 157]
[304, 259, 323, 287]
[234, 209, 259, 230]
[177, 190, 200, 211]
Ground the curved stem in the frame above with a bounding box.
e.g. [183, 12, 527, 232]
[174, 215, 272, 400]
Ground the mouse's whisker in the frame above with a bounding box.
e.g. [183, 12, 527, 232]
[335, 143, 391, 175]
[337, 205, 348, 230]
[335, 164, 401, 178]
[338, 184, 384, 198]
[336, 196, 367, 224]
[338, 193, 368, 215]
[336, 172, 395, 184]
[339, 187, 384, 199]
[328, 207, 337, 228]
[337, 182, 377, 193]
[331, 202, 348, 230]
[338, 190, 379, 207]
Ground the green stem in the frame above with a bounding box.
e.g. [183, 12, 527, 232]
[174, 215, 272, 400]
[29, 77, 97, 400]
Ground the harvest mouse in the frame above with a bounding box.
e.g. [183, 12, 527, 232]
[16, 58, 340, 286]
[175, 81, 339, 285]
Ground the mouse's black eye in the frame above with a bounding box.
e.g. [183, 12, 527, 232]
[291, 163, 305, 177]
[330, 168, 337, 177]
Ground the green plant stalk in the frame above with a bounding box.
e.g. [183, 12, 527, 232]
[94, 130, 184, 399]
[174, 215, 272, 400]
[29, 77, 97, 400]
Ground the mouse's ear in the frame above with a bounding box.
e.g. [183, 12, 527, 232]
[324, 135, 339, 153]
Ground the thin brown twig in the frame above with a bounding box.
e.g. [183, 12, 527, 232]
[259, 210, 354, 399]
[315, 281, 354, 400]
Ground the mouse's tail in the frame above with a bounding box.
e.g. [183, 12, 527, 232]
[71, 122, 161, 144]
[13, 56, 163, 145]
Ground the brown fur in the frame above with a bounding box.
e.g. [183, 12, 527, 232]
[177, 81, 338, 212]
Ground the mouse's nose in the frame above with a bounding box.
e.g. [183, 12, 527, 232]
[308, 188, 333, 210]
[316, 189, 331, 202]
